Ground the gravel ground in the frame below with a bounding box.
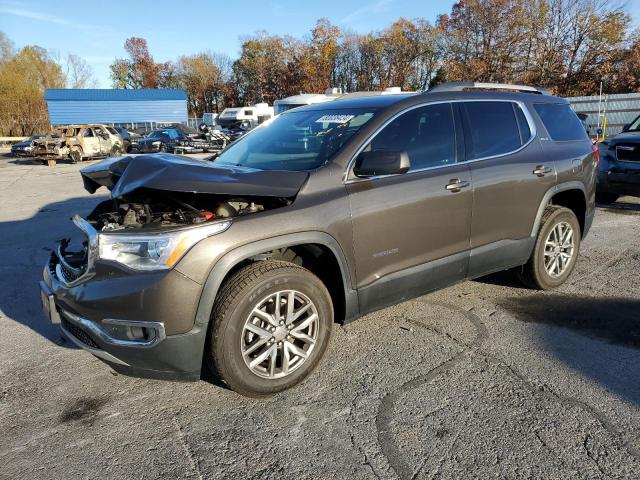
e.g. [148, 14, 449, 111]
[1, 155, 639, 479]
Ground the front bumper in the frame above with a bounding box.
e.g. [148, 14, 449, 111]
[41, 253, 207, 381]
[598, 168, 640, 197]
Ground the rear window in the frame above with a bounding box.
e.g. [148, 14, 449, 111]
[461, 101, 524, 160]
[534, 103, 588, 141]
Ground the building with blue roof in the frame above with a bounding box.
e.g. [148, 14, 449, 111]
[44, 89, 188, 128]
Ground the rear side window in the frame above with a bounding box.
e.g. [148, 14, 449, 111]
[369, 103, 456, 171]
[534, 103, 588, 141]
[461, 102, 523, 160]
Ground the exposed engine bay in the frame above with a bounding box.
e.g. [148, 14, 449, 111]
[87, 189, 291, 231]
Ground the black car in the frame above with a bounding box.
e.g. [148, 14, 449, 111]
[136, 129, 186, 153]
[10, 135, 45, 157]
[597, 114, 640, 203]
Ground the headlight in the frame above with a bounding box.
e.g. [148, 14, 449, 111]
[152, 141, 161, 145]
[25, 146, 32, 151]
[98, 221, 231, 270]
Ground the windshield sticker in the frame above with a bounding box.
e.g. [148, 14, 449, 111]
[316, 114, 355, 124]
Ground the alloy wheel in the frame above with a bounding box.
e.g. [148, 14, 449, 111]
[241, 290, 319, 379]
[543, 221, 575, 277]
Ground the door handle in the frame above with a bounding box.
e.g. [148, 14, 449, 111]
[445, 179, 470, 192]
[533, 165, 553, 177]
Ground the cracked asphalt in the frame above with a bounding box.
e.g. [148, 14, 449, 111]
[1, 155, 639, 479]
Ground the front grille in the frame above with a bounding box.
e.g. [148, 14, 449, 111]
[616, 144, 640, 162]
[59, 261, 84, 283]
[61, 317, 101, 349]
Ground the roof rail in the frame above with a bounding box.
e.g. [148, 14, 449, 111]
[427, 82, 550, 95]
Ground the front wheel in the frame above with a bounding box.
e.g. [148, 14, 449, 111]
[206, 260, 333, 397]
[69, 149, 82, 163]
[518, 206, 581, 290]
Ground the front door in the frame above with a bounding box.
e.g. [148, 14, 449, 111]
[347, 102, 473, 313]
[459, 100, 556, 276]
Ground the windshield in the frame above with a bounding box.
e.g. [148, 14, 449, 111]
[148, 130, 169, 138]
[628, 115, 640, 132]
[214, 108, 376, 171]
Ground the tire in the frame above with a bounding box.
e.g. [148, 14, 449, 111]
[69, 149, 82, 164]
[595, 191, 618, 204]
[206, 260, 333, 397]
[124, 141, 132, 153]
[518, 206, 581, 290]
[109, 145, 122, 157]
[159, 143, 167, 153]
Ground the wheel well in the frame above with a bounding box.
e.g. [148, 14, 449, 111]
[550, 189, 586, 236]
[220, 244, 347, 323]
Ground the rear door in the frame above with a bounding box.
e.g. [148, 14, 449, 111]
[81, 128, 101, 156]
[347, 102, 472, 312]
[532, 103, 595, 204]
[460, 100, 555, 277]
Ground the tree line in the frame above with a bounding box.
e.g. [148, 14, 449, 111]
[110, 0, 640, 116]
[1, 0, 639, 135]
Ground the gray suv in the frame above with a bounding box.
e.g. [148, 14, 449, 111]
[40, 82, 597, 397]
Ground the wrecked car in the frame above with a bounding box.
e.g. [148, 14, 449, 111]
[32, 124, 124, 166]
[173, 124, 232, 154]
[40, 83, 595, 397]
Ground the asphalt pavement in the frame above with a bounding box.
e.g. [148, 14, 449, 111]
[1, 154, 639, 479]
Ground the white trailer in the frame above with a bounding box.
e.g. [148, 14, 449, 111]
[217, 103, 274, 129]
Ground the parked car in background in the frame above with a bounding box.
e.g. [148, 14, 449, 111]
[136, 128, 187, 153]
[596, 113, 640, 203]
[40, 82, 596, 397]
[111, 126, 139, 153]
[10, 135, 45, 157]
[32, 125, 124, 166]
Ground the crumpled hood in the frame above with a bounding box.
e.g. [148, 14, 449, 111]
[80, 154, 309, 198]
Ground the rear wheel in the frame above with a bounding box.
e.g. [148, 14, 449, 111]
[206, 260, 333, 397]
[109, 145, 122, 157]
[518, 206, 581, 290]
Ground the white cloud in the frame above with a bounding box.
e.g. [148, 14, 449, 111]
[0, 3, 118, 37]
[339, 0, 395, 25]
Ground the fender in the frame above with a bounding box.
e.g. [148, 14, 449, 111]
[193, 231, 359, 331]
[529, 181, 587, 237]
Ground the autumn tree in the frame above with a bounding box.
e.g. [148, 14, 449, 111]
[231, 33, 300, 105]
[110, 37, 174, 89]
[0, 44, 65, 136]
[175, 52, 232, 115]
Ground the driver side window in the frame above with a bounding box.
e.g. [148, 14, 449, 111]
[83, 128, 94, 137]
[369, 103, 456, 171]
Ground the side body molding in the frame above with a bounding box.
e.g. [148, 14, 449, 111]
[193, 231, 359, 332]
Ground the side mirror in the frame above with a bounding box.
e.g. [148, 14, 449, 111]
[622, 123, 630, 132]
[353, 150, 410, 177]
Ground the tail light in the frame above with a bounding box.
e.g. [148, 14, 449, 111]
[592, 142, 600, 166]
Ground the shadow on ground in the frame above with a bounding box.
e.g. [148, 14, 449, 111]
[597, 200, 640, 215]
[0, 195, 105, 347]
[500, 294, 640, 405]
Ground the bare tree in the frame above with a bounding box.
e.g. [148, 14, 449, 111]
[65, 54, 97, 88]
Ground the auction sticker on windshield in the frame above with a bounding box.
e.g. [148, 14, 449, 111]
[316, 114, 355, 124]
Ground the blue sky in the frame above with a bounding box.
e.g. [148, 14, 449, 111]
[1, 0, 638, 87]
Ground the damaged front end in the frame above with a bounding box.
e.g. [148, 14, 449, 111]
[52, 154, 305, 277]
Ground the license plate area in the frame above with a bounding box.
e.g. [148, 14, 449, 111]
[39, 281, 61, 324]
